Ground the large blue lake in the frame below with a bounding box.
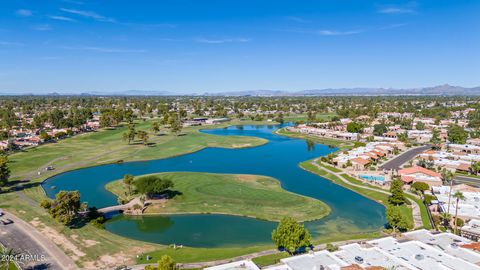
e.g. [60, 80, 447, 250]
[42, 124, 385, 247]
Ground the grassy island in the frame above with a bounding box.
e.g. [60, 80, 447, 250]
[105, 172, 331, 222]
[8, 119, 269, 184]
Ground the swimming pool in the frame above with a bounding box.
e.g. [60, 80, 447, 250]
[359, 174, 385, 182]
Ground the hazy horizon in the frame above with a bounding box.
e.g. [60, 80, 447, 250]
[1, 0, 479, 93]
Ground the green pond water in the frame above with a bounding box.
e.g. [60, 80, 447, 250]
[43, 124, 386, 247]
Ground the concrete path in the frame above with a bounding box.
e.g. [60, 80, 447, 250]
[311, 160, 423, 229]
[98, 197, 142, 214]
[380, 145, 432, 170]
[0, 210, 77, 270]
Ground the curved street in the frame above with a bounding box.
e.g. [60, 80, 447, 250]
[0, 210, 77, 270]
[380, 145, 432, 170]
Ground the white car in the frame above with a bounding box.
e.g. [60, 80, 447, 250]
[0, 210, 4, 217]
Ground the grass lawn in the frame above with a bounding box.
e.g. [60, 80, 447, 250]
[275, 128, 352, 150]
[283, 113, 337, 122]
[136, 245, 272, 264]
[252, 253, 290, 267]
[318, 162, 342, 173]
[105, 172, 330, 222]
[8, 119, 269, 184]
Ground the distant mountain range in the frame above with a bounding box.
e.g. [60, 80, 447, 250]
[204, 84, 480, 96]
[1, 84, 480, 96]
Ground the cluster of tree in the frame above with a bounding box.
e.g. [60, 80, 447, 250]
[160, 112, 182, 134]
[271, 217, 312, 254]
[40, 190, 84, 226]
[447, 124, 468, 144]
[346, 121, 364, 133]
[122, 124, 150, 145]
[144, 255, 176, 270]
[0, 156, 10, 191]
[134, 175, 174, 198]
[40, 190, 106, 228]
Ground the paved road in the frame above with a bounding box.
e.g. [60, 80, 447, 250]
[0, 211, 77, 270]
[380, 145, 432, 170]
[454, 175, 480, 187]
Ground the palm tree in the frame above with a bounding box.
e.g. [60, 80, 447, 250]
[0, 247, 16, 269]
[440, 212, 451, 228]
[453, 191, 465, 234]
[442, 170, 454, 214]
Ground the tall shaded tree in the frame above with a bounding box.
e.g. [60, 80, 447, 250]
[388, 178, 406, 205]
[0, 156, 10, 190]
[272, 217, 311, 254]
[386, 205, 410, 233]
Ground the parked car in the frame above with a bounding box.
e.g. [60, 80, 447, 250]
[0, 209, 4, 216]
[0, 218, 13, 225]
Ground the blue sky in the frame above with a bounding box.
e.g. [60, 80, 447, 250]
[0, 0, 479, 93]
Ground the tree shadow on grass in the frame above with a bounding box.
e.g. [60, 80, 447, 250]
[0, 180, 42, 194]
[148, 190, 182, 200]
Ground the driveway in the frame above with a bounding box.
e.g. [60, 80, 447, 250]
[0, 211, 77, 270]
[380, 145, 432, 170]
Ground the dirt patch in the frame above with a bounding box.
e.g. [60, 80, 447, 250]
[83, 239, 100, 247]
[83, 251, 134, 269]
[235, 174, 258, 183]
[29, 217, 86, 261]
[231, 143, 251, 148]
[71, 234, 79, 242]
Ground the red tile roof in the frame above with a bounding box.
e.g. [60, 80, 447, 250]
[351, 157, 370, 165]
[398, 166, 441, 178]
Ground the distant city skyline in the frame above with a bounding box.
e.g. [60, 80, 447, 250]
[0, 0, 479, 93]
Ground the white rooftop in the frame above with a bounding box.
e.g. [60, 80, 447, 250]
[281, 250, 347, 270]
[432, 186, 480, 218]
[333, 243, 414, 270]
[368, 237, 480, 270]
[404, 229, 480, 264]
[205, 260, 260, 270]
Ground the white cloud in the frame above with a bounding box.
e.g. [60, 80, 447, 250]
[60, 8, 116, 23]
[285, 16, 310, 23]
[49, 15, 77, 22]
[0, 41, 24, 46]
[16, 9, 33, 17]
[378, 7, 415, 14]
[32, 24, 52, 31]
[289, 28, 363, 36]
[316, 30, 363, 36]
[62, 46, 146, 53]
[194, 37, 251, 44]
